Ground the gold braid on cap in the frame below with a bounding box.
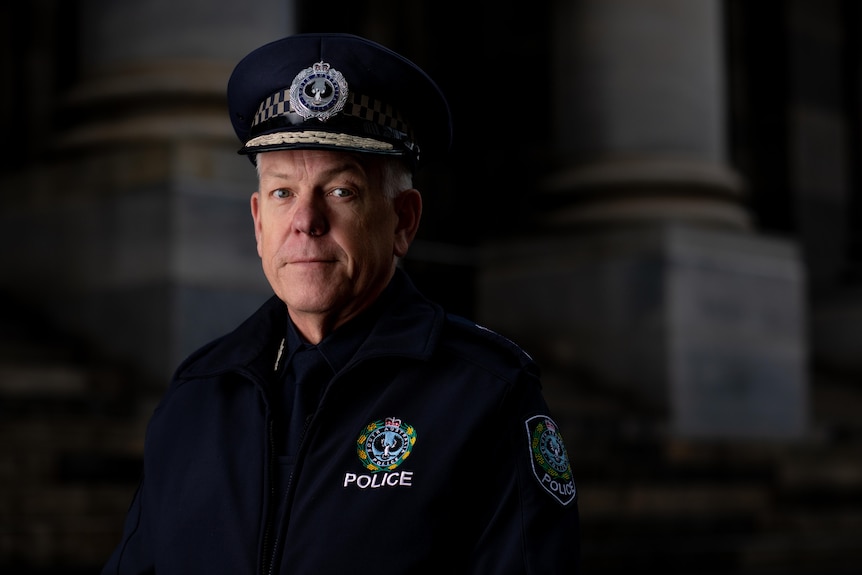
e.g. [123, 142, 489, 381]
[244, 130, 395, 151]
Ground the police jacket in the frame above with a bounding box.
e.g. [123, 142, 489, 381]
[102, 269, 580, 575]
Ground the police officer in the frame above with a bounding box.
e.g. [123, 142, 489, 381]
[102, 32, 580, 575]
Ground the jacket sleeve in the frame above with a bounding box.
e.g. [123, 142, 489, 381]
[467, 370, 582, 575]
[101, 477, 155, 575]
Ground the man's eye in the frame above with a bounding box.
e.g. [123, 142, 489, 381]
[273, 189, 290, 199]
[330, 187, 354, 198]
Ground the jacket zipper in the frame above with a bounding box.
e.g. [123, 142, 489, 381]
[261, 418, 277, 575]
[264, 410, 315, 575]
[233, 363, 281, 575]
[261, 353, 385, 574]
[262, 338, 316, 575]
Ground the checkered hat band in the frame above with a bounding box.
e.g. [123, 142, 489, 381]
[254, 90, 291, 124]
[252, 90, 413, 137]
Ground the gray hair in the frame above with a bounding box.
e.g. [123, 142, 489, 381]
[380, 157, 414, 200]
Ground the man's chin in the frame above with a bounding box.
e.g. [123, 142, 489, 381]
[277, 280, 345, 310]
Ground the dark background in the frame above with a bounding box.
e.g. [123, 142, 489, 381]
[2, 1, 861, 573]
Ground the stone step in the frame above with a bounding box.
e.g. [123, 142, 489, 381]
[582, 519, 862, 575]
[0, 484, 137, 569]
[0, 364, 90, 396]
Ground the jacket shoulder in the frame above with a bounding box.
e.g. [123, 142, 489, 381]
[439, 313, 540, 381]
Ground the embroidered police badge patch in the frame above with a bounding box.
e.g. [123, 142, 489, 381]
[356, 417, 417, 473]
[526, 415, 576, 505]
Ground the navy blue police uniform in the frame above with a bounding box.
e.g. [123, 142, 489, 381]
[102, 33, 580, 575]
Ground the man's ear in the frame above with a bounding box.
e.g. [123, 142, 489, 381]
[393, 189, 422, 258]
[250, 191, 263, 258]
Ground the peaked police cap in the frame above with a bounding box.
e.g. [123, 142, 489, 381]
[227, 33, 452, 168]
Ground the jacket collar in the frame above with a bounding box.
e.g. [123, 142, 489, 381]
[177, 268, 443, 382]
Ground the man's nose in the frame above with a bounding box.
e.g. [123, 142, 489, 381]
[293, 195, 329, 237]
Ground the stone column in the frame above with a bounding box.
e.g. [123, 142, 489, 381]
[547, 0, 746, 227]
[479, 0, 808, 439]
[18, 0, 293, 385]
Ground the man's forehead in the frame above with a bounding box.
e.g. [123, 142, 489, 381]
[257, 149, 373, 179]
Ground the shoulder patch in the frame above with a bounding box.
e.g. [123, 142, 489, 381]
[525, 415, 576, 505]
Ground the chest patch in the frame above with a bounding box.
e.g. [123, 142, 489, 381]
[356, 417, 417, 473]
[526, 415, 576, 505]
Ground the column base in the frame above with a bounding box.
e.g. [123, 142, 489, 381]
[478, 223, 808, 440]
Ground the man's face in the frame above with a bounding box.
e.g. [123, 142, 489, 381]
[251, 149, 419, 340]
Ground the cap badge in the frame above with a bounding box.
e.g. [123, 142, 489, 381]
[289, 61, 349, 122]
